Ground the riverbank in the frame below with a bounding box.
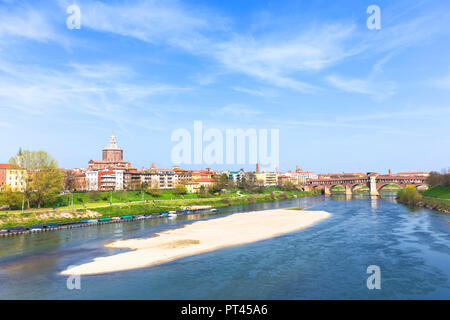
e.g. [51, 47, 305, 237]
[397, 186, 450, 214]
[61, 208, 330, 275]
[0, 190, 317, 228]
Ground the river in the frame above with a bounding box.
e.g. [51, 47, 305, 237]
[0, 195, 449, 299]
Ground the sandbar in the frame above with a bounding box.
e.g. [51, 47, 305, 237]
[61, 209, 330, 275]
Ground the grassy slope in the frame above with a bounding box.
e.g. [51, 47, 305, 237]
[421, 186, 450, 200]
[0, 188, 317, 228]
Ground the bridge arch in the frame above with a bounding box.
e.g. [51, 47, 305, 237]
[377, 183, 403, 193]
[351, 183, 370, 193]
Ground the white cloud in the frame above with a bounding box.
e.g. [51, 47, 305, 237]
[0, 59, 191, 129]
[49, 1, 449, 95]
[0, 6, 60, 44]
[325, 74, 396, 100]
[232, 87, 277, 98]
[219, 104, 262, 116]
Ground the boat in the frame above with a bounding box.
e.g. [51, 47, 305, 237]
[168, 212, 177, 219]
[29, 224, 45, 231]
[6, 226, 29, 233]
[210, 208, 218, 212]
[98, 218, 111, 222]
[111, 217, 120, 221]
[120, 216, 133, 220]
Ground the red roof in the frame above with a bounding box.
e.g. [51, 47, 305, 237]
[0, 163, 18, 169]
[194, 178, 215, 182]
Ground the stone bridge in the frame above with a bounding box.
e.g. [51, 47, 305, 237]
[305, 173, 427, 196]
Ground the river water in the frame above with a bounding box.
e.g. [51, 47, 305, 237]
[0, 195, 449, 299]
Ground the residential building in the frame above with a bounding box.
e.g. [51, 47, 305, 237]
[228, 169, 245, 183]
[0, 164, 27, 192]
[173, 166, 193, 185]
[255, 172, 278, 186]
[141, 164, 176, 189]
[86, 170, 124, 191]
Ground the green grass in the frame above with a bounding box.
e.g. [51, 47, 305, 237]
[285, 206, 308, 211]
[0, 189, 318, 228]
[421, 186, 450, 200]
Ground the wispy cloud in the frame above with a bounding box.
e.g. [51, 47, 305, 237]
[232, 86, 277, 98]
[0, 59, 191, 129]
[219, 104, 263, 116]
[426, 74, 450, 90]
[325, 74, 396, 100]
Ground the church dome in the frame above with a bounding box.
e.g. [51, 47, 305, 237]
[104, 132, 121, 150]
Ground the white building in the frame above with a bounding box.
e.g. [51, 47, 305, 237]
[86, 171, 98, 191]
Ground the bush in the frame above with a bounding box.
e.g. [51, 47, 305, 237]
[247, 196, 256, 204]
[146, 185, 162, 197]
[173, 184, 187, 195]
[280, 192, 289, 200]
[397, 185, 422, 204]
[270, 191, 276, 200]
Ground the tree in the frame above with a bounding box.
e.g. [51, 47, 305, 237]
[238, 173, 257, 192]
[198, 185, 208, 198]
[146, 183, 161, 197]
[213, 173, 235, 192]
[63, 170, 76, 192]
[426, 170, 450, 187]
[0, 185, 23, 209]
[33, 167, 64, 208]
[282, 180, 296, 191]
[9, 150, 63, 208]
[173, 184, 187, 195]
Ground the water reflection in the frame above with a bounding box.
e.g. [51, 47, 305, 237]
[0, 197, 449, 299]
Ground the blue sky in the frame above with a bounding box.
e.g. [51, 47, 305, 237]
[0, 0, 449, 173]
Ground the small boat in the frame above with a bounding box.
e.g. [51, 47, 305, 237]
[111, 217, 120, 221]
[6, 226, 29, 233]
[168, 212, 177, 219]
[210, 208, 218, 212]
[120, 216, 133, 220]
[29, 224, 45, 231]
[98, 218, 111, 222]
[135, 215, 145, 220]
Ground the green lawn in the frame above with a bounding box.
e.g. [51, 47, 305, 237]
[421, 186, 450, 200]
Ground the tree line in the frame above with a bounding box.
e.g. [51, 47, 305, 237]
[426, 169, 450, 187]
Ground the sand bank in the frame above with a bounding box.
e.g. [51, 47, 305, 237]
[61, 209, 330, 275]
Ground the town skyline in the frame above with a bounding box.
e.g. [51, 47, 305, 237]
[1, 0, 449, 173]
[5, 130, 443, 175]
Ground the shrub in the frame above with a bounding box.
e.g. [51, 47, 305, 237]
[247, 196, 256, 204]
[173, 184, 187, 195]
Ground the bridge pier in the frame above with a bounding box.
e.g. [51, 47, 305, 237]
[369, 176, 379, 196]
[324, 186, 331, 196]
[345, 185, 352, 196]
